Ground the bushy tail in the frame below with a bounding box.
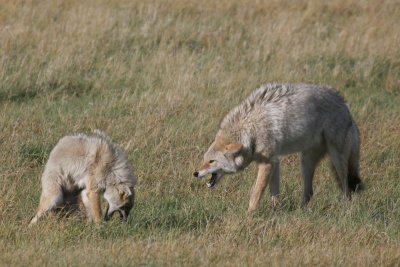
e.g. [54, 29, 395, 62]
[347, 122, 364, 192]
[330, 151, 364, 192]
[330, 121, 364, 192]
[348, 153, 364, 192]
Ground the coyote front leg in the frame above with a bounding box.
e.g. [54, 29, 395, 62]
[248, 162, 272, 212]
[81, 189, 102, 223]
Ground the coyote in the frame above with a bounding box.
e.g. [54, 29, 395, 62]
[194, 83, 363, 212]
[29, 130, 135, 225]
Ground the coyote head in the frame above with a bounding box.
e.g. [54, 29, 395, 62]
[193, 137, 244, 188]
[103, 184, 134, 221]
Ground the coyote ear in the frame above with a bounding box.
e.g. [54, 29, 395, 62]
[224, 143, 243, 156]
[118, 185, 132, 200]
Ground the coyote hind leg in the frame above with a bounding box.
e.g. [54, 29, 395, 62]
[29, 182, 63, 226]
[268, 158, 280, 202]
[300, 147, 326, 206]
[328, 145, 351, 200]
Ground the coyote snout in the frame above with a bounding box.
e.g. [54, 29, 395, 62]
[194, 171, 222, 189]
[103, 186, 135, 221]
[194, 139, 244, 188]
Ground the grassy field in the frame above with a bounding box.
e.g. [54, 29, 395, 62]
[1, 0, 399, 265]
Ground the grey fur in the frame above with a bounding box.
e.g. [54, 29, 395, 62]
[195, 83, 363, 210]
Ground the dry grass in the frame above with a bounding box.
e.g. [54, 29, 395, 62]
[1, 0, 399, 265]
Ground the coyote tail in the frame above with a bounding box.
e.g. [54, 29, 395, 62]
[347, 153, 364, 192]
[348, 121, 364, 192]
[331, 121, 364, 192]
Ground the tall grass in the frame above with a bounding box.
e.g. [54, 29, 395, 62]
[1, 0, 399, 265]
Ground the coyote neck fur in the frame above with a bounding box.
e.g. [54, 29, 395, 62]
[218, 83, 293, 156]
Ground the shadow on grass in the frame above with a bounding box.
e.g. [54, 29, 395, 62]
[0, 78, 95, 103]
[0, 89, 38, 103]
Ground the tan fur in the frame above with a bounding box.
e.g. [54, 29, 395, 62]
[248, 163, 272, 212]
[29, 130, 136, 226]
[85, 190, 102, 223]
[225, 143, 243, 152]
[199, 163, 211, 171]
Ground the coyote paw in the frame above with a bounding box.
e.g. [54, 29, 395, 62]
[271, 195, 279, 206]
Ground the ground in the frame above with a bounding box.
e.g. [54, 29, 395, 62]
[0, 0, 399, 265]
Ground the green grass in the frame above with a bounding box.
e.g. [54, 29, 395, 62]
[1, 0, 400, 265]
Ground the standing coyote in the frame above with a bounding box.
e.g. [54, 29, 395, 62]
[194, 83, 363, 212]
[29, 130, 135, 225]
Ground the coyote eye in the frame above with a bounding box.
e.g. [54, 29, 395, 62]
[209, 160, 215, 163]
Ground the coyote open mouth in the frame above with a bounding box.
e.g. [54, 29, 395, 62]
[207, 173, 218, 188]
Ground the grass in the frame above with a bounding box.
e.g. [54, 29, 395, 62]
[1, 0, 400, 265]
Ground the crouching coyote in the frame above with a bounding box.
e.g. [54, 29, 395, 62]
[29, 130, 135, 225]
[194, 83, 363, 212]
